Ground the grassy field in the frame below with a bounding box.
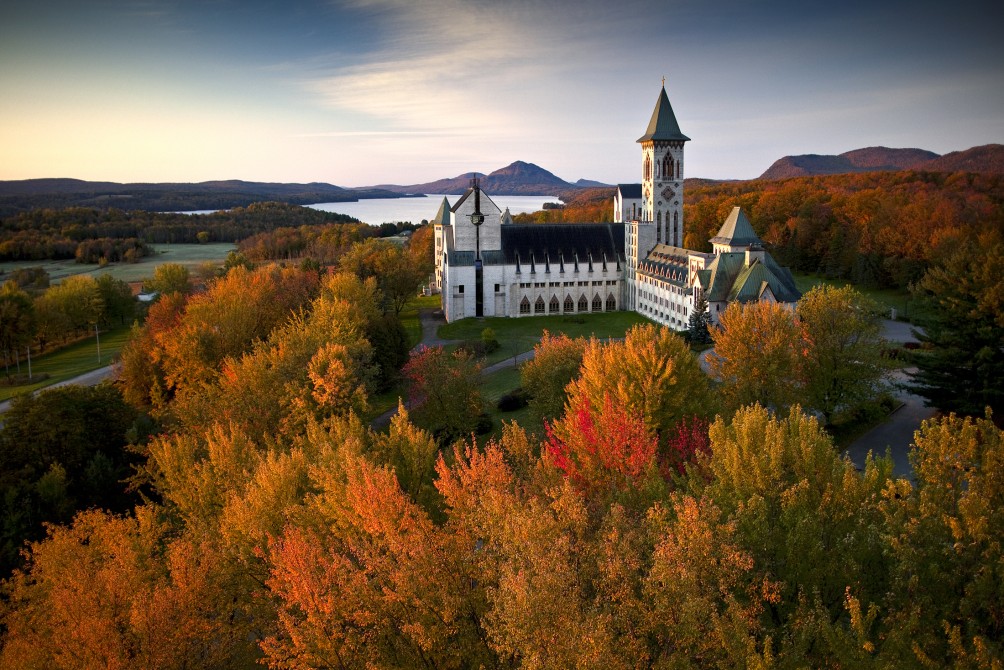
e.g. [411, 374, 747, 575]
[0, 325, 133, 402]
[792, 273, 928, 321]
[0, 243, 235, 286]
[439, 311, 653, 365]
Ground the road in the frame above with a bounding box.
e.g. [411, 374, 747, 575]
[0, 364, 117, 416]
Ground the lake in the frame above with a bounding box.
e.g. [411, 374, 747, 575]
[307, 194, 560, 225]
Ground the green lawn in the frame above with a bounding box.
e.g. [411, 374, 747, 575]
[0, 325, 133, 401]
[399, 294, 441, 348]
[792, 273, 928, 321]
[440, 311, 653, 365]
[0, 243, 235, 286]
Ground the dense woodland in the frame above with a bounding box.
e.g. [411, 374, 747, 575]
[0, 218, 1001, 666]
[517, 171, 1004, 290]
[0, 202, 361, 261]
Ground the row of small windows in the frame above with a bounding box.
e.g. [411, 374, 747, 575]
[519, 294, 616, 315]
[519, 280, 617, 289]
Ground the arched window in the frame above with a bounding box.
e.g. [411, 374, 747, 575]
[663, 155, 673, 178]
[656, 211, 662, 243]
[606, 294, 616, 311]
[520, 296, 530, 314]
[677, 159, 682, 179]
[535, 296, 545, 314]
[643, 156, 651, 181]
[564, 295, 574, 312]
[674, 211, 679, 245]
[592, 294, 602, 312]
[549, 295, 559, 313]
[578, 295, 588, 312]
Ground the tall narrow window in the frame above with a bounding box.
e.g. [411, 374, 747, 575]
[592, 294, 602, 312]
[564, 295, 574, 312]
[578, 295, 588, 312]
[535, 296, 545, 314]
[549, 295, 559, 313]
[606, 294, 616, 311]
[520, 296, 530, 314]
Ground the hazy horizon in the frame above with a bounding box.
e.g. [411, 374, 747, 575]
[3, 0, 1001, 186]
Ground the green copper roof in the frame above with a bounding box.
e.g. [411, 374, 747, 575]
[432, 196, 451, 225]
[710, 207, 762, 247]
[637, 86, 691, 143]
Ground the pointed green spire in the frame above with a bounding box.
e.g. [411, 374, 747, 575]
[432, 196, 451, 225]
[637, 84, 690, 143]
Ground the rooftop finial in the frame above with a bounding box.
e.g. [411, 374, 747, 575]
[662, 75, 666, 88]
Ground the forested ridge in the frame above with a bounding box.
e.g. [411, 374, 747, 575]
[519, 171, 1004, 290]
[0, 202, 360, 262]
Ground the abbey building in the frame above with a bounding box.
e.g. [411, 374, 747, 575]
[433, 85, 800, 325]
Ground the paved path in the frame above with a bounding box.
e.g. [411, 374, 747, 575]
[0, 364, 117, 416]
[844, 369, 934, 480]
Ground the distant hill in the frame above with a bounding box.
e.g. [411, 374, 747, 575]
[0, 178, 404, 216]
[758, 145, 1004, 180]
[574, 178, 612, 188]
[759, 147, 939, 180]
[921, 144, 1004, 174]
[371, 161, 599, 196]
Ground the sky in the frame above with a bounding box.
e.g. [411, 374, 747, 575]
[2, 0, 1002, 186]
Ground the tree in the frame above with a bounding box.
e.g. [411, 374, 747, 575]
[708, 300, 804, 414]
[797, 284, 888, 423]
[95, 274, 135, 326]
[0, 283, 35, 377]
[403, 345, 485, 444]
[566, 324, 712, 442]
[909, 233, 1004, 418]
[519, 330, 587, 423]
[144, 262, 190, 295]
[687, 290, 712, 344]
[34, 275, 104, 338]
[339, 239, 424, 314]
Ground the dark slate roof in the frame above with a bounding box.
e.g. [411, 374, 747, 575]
[447, 250, 476, 266]
[617, 183, 643, 199]
[637, 86, 690, 143]
[500, 224, 625, 268]
[638, 244, 691, 287]
[710, 207, 762, 247]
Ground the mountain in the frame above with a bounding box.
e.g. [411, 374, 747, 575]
[757, 145, 1004, 180]
[574, 178, 612, 188]
[921, 144, 1004, 174]
[371, 161, 597, 196]
[759, 147, 939, 180]
[0, 178, 404, 215]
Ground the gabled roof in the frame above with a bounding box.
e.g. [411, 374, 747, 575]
[710, 207, 762, 247]
[637, 86, 690, 143]
[451, 186, 500, 214]
[728, 260, 801, 304]
[431, 196, 451, 225]
[617, 183, 643, 199]
[501, 207, 513, 225]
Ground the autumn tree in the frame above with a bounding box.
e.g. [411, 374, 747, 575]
[687, 290, 712, 344]
[519, 330, 587, 423]
[566, 323, 712, 442]
[0, 282, 35, 376]
[339, 238, 424, 314]
[909, 233, 1004, 418]
[708, 300, 804, 414]
[403, 345, 485, 444]
[797, 284, 888, 423]
[144, 262, 191, 295]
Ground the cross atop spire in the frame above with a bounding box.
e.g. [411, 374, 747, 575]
[662, 75, 666, 88]
[637, 84, 690, 143]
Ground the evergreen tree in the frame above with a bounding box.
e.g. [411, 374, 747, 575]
[686, 290, 712, 344]
[909, 233, 1004, 418]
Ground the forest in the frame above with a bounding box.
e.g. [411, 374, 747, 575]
[0, 202, 361, 262]
[0, 214, 1001, 667]
[518, 170, 1004, 290]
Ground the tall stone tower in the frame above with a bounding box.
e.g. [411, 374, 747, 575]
[638, 83, 690, 247]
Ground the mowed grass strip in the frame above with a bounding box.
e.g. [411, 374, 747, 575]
[0, 325, 132, 402]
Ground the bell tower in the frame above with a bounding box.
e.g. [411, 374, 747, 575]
[638, 80, 690, 247]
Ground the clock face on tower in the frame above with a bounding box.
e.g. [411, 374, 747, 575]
[661, 186, 676, 201]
